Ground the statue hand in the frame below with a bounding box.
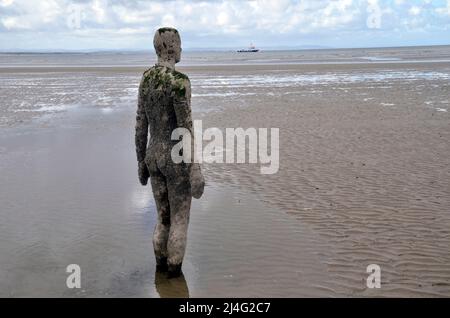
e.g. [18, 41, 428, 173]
[190, 164, 205, 199]
[138, 161, 150, 186]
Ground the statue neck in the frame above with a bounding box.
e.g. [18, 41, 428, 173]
[157, 57, 176, 69]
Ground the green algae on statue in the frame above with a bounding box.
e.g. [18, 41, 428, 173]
[135, 27, 205, 278]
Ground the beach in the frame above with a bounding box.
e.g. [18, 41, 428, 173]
[1, 46, 450, 297]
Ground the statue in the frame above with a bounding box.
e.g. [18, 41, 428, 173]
[135, 27, 205, 278]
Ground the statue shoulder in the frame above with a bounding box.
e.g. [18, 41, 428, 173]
[139, 66, 165, 95]
[140, 67, 152, 89]
[140, 66, 190, 97]
[172, 69, 190, 82]
[170, 69, 191, 98]
[141, 66, 159, 83]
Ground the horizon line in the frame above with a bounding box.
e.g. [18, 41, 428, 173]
[1, 43, 450, 54]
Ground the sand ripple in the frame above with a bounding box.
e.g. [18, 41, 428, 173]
[203, 63, 450, 297]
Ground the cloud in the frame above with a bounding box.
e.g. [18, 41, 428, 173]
[436, 0, 450, 16]
[0, 0, 449, 50]
[0, 0, 14, 7]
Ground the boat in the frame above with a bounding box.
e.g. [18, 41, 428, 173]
[237, 43, 260, 53]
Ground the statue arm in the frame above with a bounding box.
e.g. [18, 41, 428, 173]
[135, 75, 150, 185]
[173, 78, 193, 135]
[173, 77, 205, 199]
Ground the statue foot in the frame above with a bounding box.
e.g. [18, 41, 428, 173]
[156, 257, 168, 273]
[167, 263, 183, 278]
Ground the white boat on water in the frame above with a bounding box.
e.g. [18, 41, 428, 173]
[237, 43, 260, 53]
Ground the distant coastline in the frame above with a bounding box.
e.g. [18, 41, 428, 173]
[2, 45, 450, 70]
[1, 44, 450, 54]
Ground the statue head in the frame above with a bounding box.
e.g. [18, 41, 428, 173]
[154, 27, 182, 66]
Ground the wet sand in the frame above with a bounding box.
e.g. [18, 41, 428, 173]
[200, 63, 450, 297]
[0, 106, 332, 297]
[1, 48, 450, 297]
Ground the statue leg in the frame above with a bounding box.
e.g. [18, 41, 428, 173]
[166, 173, 192, 278]
[149, 170, 171, 272]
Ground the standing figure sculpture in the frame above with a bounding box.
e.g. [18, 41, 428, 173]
[135, 27, 205, 278]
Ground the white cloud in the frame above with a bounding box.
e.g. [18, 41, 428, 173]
[436, 0, 450, 16]
[92, 0, 107, 24]
[409, 6, 421, 16]
[0, 0, 14, 7]
[0, 0, 449, 50]
[2, 16, 20, 29]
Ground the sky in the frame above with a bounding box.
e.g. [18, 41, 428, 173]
[0, 0, 449, 51]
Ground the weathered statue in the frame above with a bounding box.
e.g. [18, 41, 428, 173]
[135, 27, 205, 278]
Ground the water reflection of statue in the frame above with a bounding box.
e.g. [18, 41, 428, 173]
[155, 271, 190, 298]
[135, 27, 205, 278]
